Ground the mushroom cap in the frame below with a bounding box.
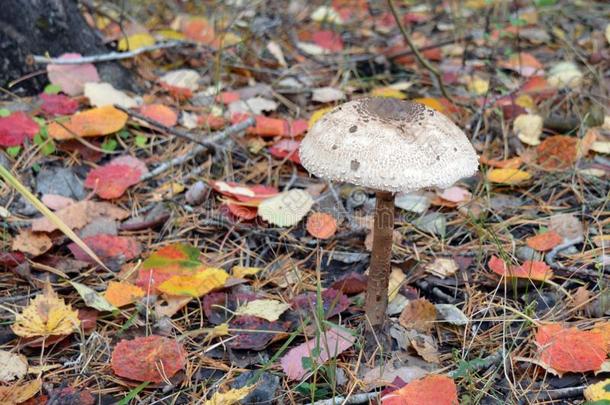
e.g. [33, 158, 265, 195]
[299, 97, 479, 192]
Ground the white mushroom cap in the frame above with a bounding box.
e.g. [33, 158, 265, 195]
[299, 98, 478, 192]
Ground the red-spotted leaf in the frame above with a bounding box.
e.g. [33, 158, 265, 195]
[269, 139, 301, 164]
[535, 324, 607, 375]
[84, 156, 147, 199]
[68, 234, 141, 267]
[292, 288, 350, 319]
[136, 243, 205, 293]
[227, 315, 286, 350]
[111, 335, 186, 382]
[39, 93, 79, 116]
[381, 374, 458, 405]
[0, 112, 39, 147]
[281, 324, 355, 380]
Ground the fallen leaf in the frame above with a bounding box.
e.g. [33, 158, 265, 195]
[47, 53, 100, 96]
[12, 286, 80, 338]
[159, 69, 200, 97]
[479, 155, 523, 169]
[499, 52, 543, 77]
[592, 322, 610, 352]
[205, 385, 256, 405]
[0, 379, 42, 404]
[381, 374, 458, 405]
[526, 231, 563, 251]
[69, 281, 117, 312]
[292, 288, 350, 319]
[306, 212, 337, 239]
[399, 298, 437, 333]
[281, 325, 355, 380]
[158, 267, 229, 297]
[425, 258, 458, 279]
[179, 15, 216, 45]
[84, 82, 137, 108]
[0, 111, 39, 147]
[111, 335, 186, 383]
[486, 168, 532, 184]
[104, 281, 145, 308]
[549, 213, 584, 240]
[311, 30, 344, 52]
[488, 256, 553, 281]
[312, 87, 345, 103]
[388, 267, 406, 302]
[228, 315, 286, 350]
[258, 189, 314, 227]
[39, 93, 79, 116]
[309, 107, 333, 128]
[47, 105, 128, 140]
[438, 186, 471, 203]
[435, 304, 469, 326]
[330, 272, 368, 295]
[232, 266, 261, 278]
[370, 87, 407, 99]
[269, 139, 301, 164]
[85, 156, 146, 199]
[139, 104, 178, 127]
[31, 200, 129, 233]
[548, 61, 583, 88]
[210, 180, 278, 203]
[68, 234, 141, 266]
[235, 299, 290, 322]
[118, 32, 156, 51]
[584, 378, 610, 402]
[0, 350, 28, 382]
[535, 323, 606, 375]
[12, 229, 52, 256]
[514, 114, 543, 146]
[362, 363, 427, 390]
[536, 135, 577, 171]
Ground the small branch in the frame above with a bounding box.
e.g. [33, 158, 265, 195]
[387, 0, 462, 107]
[141, 117, 255, 181]
[31, 40, 192, 65]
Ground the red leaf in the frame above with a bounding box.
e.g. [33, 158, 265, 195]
[526, 231, 563, 252]
[226, 203, 258, 220]
[535, 324, 607, 374]
[198, 114, 226, 130]
[330, 272, 368, 295]
[68, 234, 141, 264]
[39, 93, 79, 116]
[269, 139, 301, 164]
[209, 180, 278, 203]
[312, 30, 344, 52]
[488, 256, 553, 281]
[111, 335, 186, 382]
[381, 374, 458, 405]
[0, 112, 39, 147]
[84, 157, 146, 199]
[139, 104, 178, 127]
[292, 288, 350, 319]
[228, 315, 286, 350]
[216, 91, 240, 104]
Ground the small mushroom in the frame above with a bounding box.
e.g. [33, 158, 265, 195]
[299, 97, 478, 328]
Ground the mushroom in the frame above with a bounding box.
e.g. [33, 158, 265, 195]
[299, 97, 478, 328]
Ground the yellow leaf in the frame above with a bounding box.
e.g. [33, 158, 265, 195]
[514, 114, 543, 146]
[105, 281, 145, 308]
[232, 266, 261, 278]
[235, 299, 290, 322]
[486, 168, 532, 185]
[205, 385, 256, 405]
[309, 107, 333, 129]
[12, 286, 80, 338]
[158, 268, 229, 297]
[0, 378, 42, 404]
[466, 76, 489, 95]
[515, 94, 535, 110]
[388, 267, 406, 302]
[154, 29, 185, 41]
[118, 33, 156, 51]
[257, 189, 313, 227]
[370, 87, 406, 99]
[210, 323, 229, 338]
[584, 378, 610, 401]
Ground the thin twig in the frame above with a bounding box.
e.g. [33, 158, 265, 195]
[387, 0, 463, 107]
[31, 41, 193, 65]
[141, 117, 255, 181]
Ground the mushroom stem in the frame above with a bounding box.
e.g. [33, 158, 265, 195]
[365, 190, 395, 327]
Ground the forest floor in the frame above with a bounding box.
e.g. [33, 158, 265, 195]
[0, 1, 609, 404]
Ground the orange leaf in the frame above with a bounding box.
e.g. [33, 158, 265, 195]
[180, 16, 216, 46]
[104, 281, 145, 308]
[526, 231, 563, 252]
[47, 105, 127, 140]
[398, 298, 437, 333]
[536, 135, 577, 171]
[381, 374, 458, 405]
[479, 155, 523, 169]
[139, 104, 178, 127]
[592, 322, 610, 352]
[306, 212, 337, 239]
[413, 97, 458, 115]
[488, 256, 553, 281]
[535, 324, 606, 375]
[499, 52, 543, 77]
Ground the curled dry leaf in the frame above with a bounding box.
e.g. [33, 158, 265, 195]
[12, 286, 80, 338]
[306, 212, 337, 239]
[535, 323, 606, 375]
[111, 335, 186, 383]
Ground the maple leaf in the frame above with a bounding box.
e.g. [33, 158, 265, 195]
[11, 286, 80, 338]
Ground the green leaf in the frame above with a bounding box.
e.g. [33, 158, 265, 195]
[102, 138, 118, 152]
[6, 146, 21, 157]
[34, 127, 56, 156]
[301, 356, 314, 371]
[44, 84, 62, 94]
[69, 281, 117, 312]
[118, 129, 130, 139]
[135, 134, 148, 147]
[534, 0, 557, 6]
[0, 109, 11, 117]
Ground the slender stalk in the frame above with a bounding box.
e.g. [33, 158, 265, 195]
[364, 191, 395, 327]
